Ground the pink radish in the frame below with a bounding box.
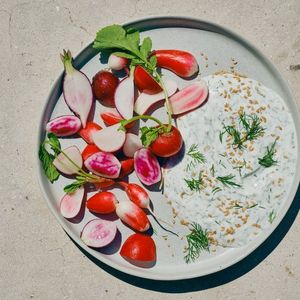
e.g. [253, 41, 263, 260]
[123, 133, 143, 157]
[61, 50, 93, 128]
[134, 148, 161, 186]
[108, 54, 128, 70]
[46, 115, 81, 137]
[53, 146, 82, 175]
[115, 201, 150, 232]
[114, 76, 134, 119]
[60, 186, 84, 219]
[134, 80, 177, 115]
[84, 152, 121, 178]
[81, 219, 117, 248]
[92, 123, 126, 153]
[169, 80, 208, 115]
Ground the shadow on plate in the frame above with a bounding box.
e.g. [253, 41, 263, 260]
[67, 183, 299, 293]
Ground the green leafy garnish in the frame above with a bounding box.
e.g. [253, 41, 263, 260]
[140, 126, 162, 147]
[212, 186, 222, 194]
[268, 210, 276, 224]
[258, 140, 277, 168]
[184, 171, 204, 192]
[216, 174, 241, 188]
[187, 144, 206, 164]
[184, 223, 210, 263]
[64, 177, 87, 193]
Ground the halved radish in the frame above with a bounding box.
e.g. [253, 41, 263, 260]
[108, 54, 128, 70]
[119, 158, 134, 178]
[53, 146, 82, 175]
[81, 144, 101, 161]
[134, 80, 177, 115]
[114, 76, 134, 119]
[100, 108, 134, 129]
[134, 66, 162, 95]
[81, 219, 117, 248]
[134, 148, 161, 186]
[84, 152, 121, 178]
[78, 121, 102, 144]
[46, 115, 81, 137]
[60, 186, 84, 219]
[123, 133, 143, 158]
[169, 80, 209, 115]
[92, 123, 126, 153]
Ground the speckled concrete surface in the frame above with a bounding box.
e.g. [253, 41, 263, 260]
[0, 0, 299, 299]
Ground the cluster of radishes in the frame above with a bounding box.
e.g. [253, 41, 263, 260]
[44, 47, 208, 266]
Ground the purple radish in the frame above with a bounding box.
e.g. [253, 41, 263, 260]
[60, 186, 84, 219]
[53, 146, 82, 175]
[134, 148, 161, 186]
[92, 123, 126, 153]
[169, 80, 208, 115]
[61, 50, 94, 128]
[134, 79, 177, 115]
[84, 152, 121, 178]
[46, 115, 81, 137]
[114, 76, 134, 119]
[81, 219, 117, 248]
[123, 133, 143, 158]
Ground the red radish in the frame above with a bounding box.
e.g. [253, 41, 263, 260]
[53, 146, 82, 175]
[84, 152, 121, 179]
[118, 181, 149, 208]
[81, 219, 117, 248]
[114, 76, 135, 119]
[78, 121, 102, 144]
[100, 109, 134, 129]
[86, 191, 117, 214]
[169, 80, 208, 115]
[119, 158, 134, 178]
[46, 115, 81, 137]
[123, 133, 143, 158]
[108, 54, 128, 70]
[94, 179, 115, 190]
[60, 187, 84, 219]
[150, 125, 183, 157]
[92, 70, 119, 107]
[81, 144, 100, 161]
[134, 79, 177, 115]
[115, 201, 150, 232]
[134, 65, 162, 95]
[134, 148, 161, 186]
[120, 233, 156, 263]
[92, 123, 126, 153]
[61, 50, 93, 128]
[151, 49, 199, 78]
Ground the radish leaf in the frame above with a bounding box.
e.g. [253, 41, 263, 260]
[39, 144, 60, 183]
[140, 126, 161, 147]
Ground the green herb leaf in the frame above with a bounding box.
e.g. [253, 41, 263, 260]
[64, 179, 85, 194]
[258, 140, 277, 168]
[47, 133, 61, 154]
[268, 210, 276, 224]
[184, 171, 204, 192]
[140, 37, 152, 60]
[149, 55, 157, 69]
[187, 144, 206, 164]
[140, 126, 161, 147]
[112, 51, 136, 59]
[216, 174, 241, 188]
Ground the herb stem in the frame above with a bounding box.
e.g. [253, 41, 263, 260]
[120, 114, 165, 129]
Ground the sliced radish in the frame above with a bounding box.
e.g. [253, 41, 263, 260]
[134, 148, 161, 186]
[92, 123, 126, 153]
[78, 121, 102, 144]
[60, 187, 84, 219]
[81, 144, 101, 161]
[84, 152, 121, 178]
[81, 219, 117, 248]
[46, 115, 81, 137]
[114, 76, 134, 119]
[119, 158, 134, 178]
[123, 133, 143, 158]
[169, 80, 209, 115]
[61, 50, 93, 128]
[53, 146, 82, 175]
[134, 79, 177, 115]
[100, 108, 134, 129]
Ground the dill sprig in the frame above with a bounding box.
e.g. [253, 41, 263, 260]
[258, 140, 277, 168]
[184, 223, 210, 263]
[268, 210, 276, 224]
[216, 174, 241, 188]
[184, 171, 204, 192]
[186, 144, 206, 171]
[212, 186, 222, 194]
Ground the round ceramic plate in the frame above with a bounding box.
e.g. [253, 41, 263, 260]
[37, 17, 300, 280]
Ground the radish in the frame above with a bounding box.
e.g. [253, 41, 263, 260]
[81, 219, 117, 248]
[78, 121, 102, 144]
[119, 158, 134, 178]
[92, 123, 126, 153]
[86, 191, 117, 214]
[84, 152, 121, 178]
[108, 54, 128, 70]
[123, 133, 143, 158]
[115, 201, 150, 232]
[100, 108, 134, 128]
[53, 146, 82, 175]
[134, 148, 161, 186]
[114, 76, 135, 119]
[60, 186, 84, 219]
[46, 115, 81, 137]
[61, 50, 93, 128]
[134, 79, 177, 115]
[169, 80, 209, 115]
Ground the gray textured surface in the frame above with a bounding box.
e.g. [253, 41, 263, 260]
[0, 0, 299, 299]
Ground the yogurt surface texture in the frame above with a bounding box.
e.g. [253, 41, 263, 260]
[164, 72, 297, 247]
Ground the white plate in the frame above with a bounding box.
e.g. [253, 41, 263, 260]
[37, 17, 300, 280]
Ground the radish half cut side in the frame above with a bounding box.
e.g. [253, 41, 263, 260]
[60, 187, 84, 219]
